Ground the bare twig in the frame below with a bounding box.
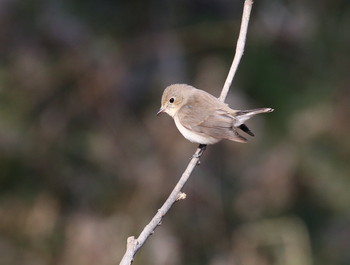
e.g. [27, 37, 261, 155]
[119, 1, 253, 264]
[219, 0, 253, 102]
[119, 147, 204, 265]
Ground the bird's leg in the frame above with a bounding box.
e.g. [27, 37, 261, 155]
[193, 144, 207, 158]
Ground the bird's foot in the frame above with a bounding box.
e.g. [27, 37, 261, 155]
[192, 144, 207, 158]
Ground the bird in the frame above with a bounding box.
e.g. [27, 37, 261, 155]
[157, 84, 273, 145]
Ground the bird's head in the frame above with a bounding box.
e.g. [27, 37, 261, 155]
[157, 84, 193, 117]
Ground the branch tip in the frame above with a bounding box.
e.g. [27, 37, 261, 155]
[127, 236, 135, 245]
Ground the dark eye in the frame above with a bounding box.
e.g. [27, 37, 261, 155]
[169, 97, 175, 103]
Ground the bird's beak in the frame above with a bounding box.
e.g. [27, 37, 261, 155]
[156, 107, 165, 116]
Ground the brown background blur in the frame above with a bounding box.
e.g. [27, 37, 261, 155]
[0, 0, 349, 264]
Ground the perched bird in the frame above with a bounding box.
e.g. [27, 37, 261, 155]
[157, 84, 273, 144]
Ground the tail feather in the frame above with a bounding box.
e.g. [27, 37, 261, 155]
[227, 130, 248, 143]
[234, 108, 273, 126]
[238, 124, 255, 136]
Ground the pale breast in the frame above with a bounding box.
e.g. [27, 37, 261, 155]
[174, 116, 220, 145]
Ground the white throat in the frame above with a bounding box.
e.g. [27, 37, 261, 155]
[165, 107, 177, 117]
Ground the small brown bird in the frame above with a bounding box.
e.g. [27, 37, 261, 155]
[157, 84, 273, 144]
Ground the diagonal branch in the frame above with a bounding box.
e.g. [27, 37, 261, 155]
[119, 1, 253, 264]
[219, 0, 253, 102]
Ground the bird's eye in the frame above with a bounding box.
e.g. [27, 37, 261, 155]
[169, 97, 175, 103]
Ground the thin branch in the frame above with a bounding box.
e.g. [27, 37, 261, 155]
[119, 147, 204, 265]
[119, 1, 253, 264]
[219, 0, 253, 102]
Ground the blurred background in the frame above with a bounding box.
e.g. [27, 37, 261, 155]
[0, 0, 349, 264]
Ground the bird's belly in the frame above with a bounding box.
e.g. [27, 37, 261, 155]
[174, 117, 219, 145]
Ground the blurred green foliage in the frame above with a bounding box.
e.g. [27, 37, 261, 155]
[0, 0, 349, 264]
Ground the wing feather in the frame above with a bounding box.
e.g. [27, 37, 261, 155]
[177, 93, 247, 143]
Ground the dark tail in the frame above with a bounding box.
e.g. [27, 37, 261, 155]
[238, 124, 255, 136]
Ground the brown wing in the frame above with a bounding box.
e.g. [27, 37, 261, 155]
[177, 93, 247, 143]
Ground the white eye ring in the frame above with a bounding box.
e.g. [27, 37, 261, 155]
[169, 97, 175, 103]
